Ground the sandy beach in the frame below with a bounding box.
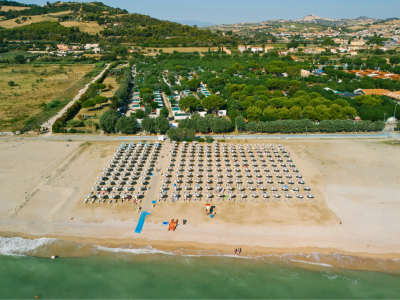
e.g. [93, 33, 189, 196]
[1, 137, 400, 270]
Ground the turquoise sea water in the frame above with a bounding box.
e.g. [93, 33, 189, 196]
[0, 237, 399, 299]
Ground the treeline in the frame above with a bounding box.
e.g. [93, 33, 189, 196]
[0, 2, 125, 20]
[0, 21, 93, 43]
[238, 119, 386, 134]
[114, 67, 132, 107]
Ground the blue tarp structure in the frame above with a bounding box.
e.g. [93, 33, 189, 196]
[135, 211, 151, 233]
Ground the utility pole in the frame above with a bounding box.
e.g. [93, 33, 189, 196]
[384, 113, 387, 122]
[306, 126, 307, 138]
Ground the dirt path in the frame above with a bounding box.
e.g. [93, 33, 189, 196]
[41, 63, 111, 132]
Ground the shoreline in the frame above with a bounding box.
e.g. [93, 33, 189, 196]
[2, 230, 400, 273]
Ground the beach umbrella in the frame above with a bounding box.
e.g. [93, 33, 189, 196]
[296, 194, 304, 199]
[307, 194, 314, 198]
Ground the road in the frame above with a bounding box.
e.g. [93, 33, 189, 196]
[40, 63, 111, 131]
[1, 132, 399, 142]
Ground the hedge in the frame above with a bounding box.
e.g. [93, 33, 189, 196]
[52, 101, 82, 132]
[244, 119, 385, 134]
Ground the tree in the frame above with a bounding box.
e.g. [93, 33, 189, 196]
[186, 78, 200, 91]
[160, 107, 169, 118]
[8, 81, 16, 86]
[196, 117, 209, 133]
[97, 83, 106, 90]
[21, 16, 28, 22]
[95, 96, 108, 108]
[167, 128, 180, 141]
[247, 106, 262, 122]
[139, 88, 153, 97]
[141, 116, 155, 133]
[235, 116, 246, 131]
[302, 106, 316, 120]
[115, 115, 138, 134]
[286, 66, 300, 78]
[202, 95, 225, 113]
[277, 107, 289, 119]
[82, 99, 96, 109]
[99, 110, 119, 133]
[288, 106, 302, 120]
[136, 109, 145, 119]
[354, 95, 383, 107]
[179, 96, 200, 112]
[142, 93, 153, 105]
[328, 104, 343, 120]
[85, 83, 98, 99]
[145, 106, 152, 115]
[150, 102, 159, 110]
[14, 54, 25, 64]
[155, 116, 169, 133]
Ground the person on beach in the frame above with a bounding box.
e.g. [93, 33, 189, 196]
[238, 248, 241, 255]
[233, 248, 237, 255]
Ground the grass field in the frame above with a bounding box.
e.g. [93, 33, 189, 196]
[100, 76, 119, 98]
[0, 5, 29, 11]
[0, 64, 94, 130]
[61, 20, 103, 34]
[0, 11, 71, 28]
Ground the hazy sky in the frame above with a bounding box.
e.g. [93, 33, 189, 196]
[22, 0, 400, 25]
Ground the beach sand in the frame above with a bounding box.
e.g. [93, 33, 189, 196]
[1, 138, 400, 270]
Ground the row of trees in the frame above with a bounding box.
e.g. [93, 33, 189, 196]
[235, 118, 386, 134]
[178, 94, 226, 113]
[176, 115, 234, 134]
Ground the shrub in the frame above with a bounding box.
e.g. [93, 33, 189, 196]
[197, 138, 205, 142]
[67, 120, 83, 127]
[205, 136, 214, 143]
[69, 128, 77, 133]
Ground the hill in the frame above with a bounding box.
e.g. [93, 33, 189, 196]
[0, 1, 238, 47]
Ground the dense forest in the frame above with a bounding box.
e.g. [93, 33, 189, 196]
[0, 1, 126, 20]
[132, 52, 400, 123]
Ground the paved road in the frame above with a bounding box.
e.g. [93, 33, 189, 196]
[2, 133, 399, 142]
[40, 63, 111, 131]
[141, 139, 170, 212]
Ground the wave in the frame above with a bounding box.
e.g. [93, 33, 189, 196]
[290, 259, 333, 267]
[0, 236, 56, 256]
[0, 236, 399, 273]
[96, 245, 174, 255]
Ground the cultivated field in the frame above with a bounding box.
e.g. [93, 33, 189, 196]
[0, 11, 72, 28]
[0, 5, 29, 11]
[0, 64, 94, 130]
[61, 21, 103, 34]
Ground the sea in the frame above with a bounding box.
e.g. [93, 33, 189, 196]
[1, 236, 400, 299]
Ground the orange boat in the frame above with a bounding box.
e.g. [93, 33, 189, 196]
[168, 219, 177, 231]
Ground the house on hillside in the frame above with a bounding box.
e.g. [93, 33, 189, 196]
[238, 44, 246, 53]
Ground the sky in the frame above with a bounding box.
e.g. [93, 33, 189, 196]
[20, 0, 400, 25]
